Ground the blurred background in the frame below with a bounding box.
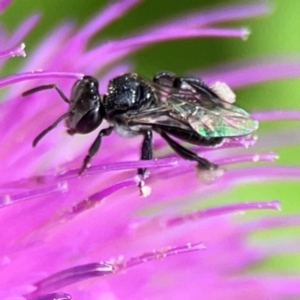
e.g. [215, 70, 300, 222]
[2, 0, 300, 109]
[2, 0, 300, 272]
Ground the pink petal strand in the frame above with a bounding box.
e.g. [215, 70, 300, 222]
[26, 242, 205, 298]
[145, 2, 270, 31]
[216, 152, 278, 166]
[80, 27, 249, 70]
[0, 71, 83, 89]
[0, 43, 26, 60]
[6, 14, 40, 48]
[1, 1, 300, 299]
[0, 181, 68, 208]
[27, 262, 114, 298]
[58, 157, 178, 180]
[30, 292, 71, 300]
[165, 200, 281, 227]
[199, 59, 300, 88]
[73, 0, 141, 42]
[253, 110, 300, 121]
[0, 0, 12, 13]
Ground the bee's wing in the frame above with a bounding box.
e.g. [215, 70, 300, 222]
[128, 76, 258, 138]
[127, 105, 192, 131]
[165, 93, 258, 138]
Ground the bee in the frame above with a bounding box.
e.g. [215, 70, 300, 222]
[22, 71, 258, 186]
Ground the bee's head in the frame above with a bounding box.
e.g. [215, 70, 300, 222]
[67, 76, 105, 135]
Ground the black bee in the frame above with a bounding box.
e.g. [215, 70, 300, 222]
[22, 71, 258, 183]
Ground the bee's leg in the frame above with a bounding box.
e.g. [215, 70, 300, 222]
[173, 76, 202, 87]
[153, 71, 176, 86]
[173, 76, 218, 99]
[22, 84, 69, 103]
[154, 125, 223, 147]
[33, 112, 69, 147]
[138, 130, 153, 177]
[137, 130, 153, 193]
[160, 131, 218, 170]
[79, 126, 114, 175]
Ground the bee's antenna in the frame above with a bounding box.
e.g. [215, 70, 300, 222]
[22, 84, 69, 103]
[33, 112, 69, 147]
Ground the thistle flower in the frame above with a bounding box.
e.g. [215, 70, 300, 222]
[1, 1, 300, 300]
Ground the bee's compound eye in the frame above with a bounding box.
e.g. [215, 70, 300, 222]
[75, 109, 104, 134]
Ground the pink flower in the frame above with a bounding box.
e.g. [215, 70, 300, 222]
[1, 1, 300, 299]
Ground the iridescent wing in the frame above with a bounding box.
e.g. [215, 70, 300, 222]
[164, 93, 258, 138]
[127, 76, 258, 138]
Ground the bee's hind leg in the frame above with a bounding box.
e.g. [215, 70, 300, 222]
[152, 71, 176, 86]
[159, 131, 218, 171]
[173, 76, 218, 99]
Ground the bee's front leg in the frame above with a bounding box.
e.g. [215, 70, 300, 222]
[79, 126, 114, 175]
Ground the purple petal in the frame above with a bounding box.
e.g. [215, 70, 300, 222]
[253, 110, 300, 121]
[76, 1, 270, 71]
[6, 14, 40, 48]
[0, 181, 68, 208]
[0, 43, 26, 60]
[26, 242, 204, 298]
[198, 58, 300, 88]
[0, 0, 12, 13]
[72, 0, 141, 42]
[58, 157, 178, 181]
[150, 1, 270, 30]
[216, 152, 278, 166]
[124, 242, 206, 269]
[0, 1, 299, 299]
[29, 292, 71, 300]
[80, 27, 249, 71]
[27, 262, 114, 298]
[165, 200, 281, 227]
[0, 71, 83, 89]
